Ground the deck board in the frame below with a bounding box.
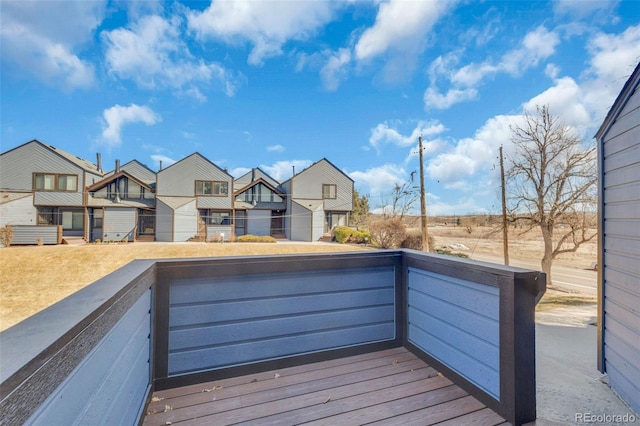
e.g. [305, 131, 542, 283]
[143, 348, 505, 425]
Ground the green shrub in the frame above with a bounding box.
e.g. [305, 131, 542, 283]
[0, 226, 14, 247]
[237, 234, 277, 243]
[333, 226, 371, 244]
[434, 248, 469, 258]
[333, 226, 352, 243]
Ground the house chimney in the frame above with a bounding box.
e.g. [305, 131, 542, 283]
[252, 168, 255, 182]
[159, 160, 163, 171]
[115, 159, 120, 173]
[96, 153, 102, 172]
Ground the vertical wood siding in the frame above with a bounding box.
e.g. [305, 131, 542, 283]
[102, 208, 136, 242]
[166, 266, 396, 376]
[26, 290, 151, 425]
[407, 267, 500, 399]
[601, 82, 640, 414]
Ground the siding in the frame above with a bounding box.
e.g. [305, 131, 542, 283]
[290, 159, 353, 211]
[155, 199, 174, 242]
[407, 267, 500, 399]
[34, 191, 83, 207]
[246, 209, 271, 236]
[196, 196, 232, 209]
[8, 225, 61, 245]
[312, 206, 325, 241]
[289, 201, 313, 241]
[173, 200, 197, 242]
[600, 77, 640, 414]
[167, 266, 396, 376]
[0, 141, 84, 191]
[121, 161, 156, 184]
[0, 195, 36, 226]
[26, 290, 151, 425]
[156, 153, 232, 208]
[102, 208, 136, 242]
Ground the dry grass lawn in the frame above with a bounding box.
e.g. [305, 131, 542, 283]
[0, 242, 369, 331]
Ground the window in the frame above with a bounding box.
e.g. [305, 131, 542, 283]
[196, 180, 228, 196]
[322, 184, 337, 199]
[92, 210, 103, 228]
[203, 210, 231, 225]
[33, 173, 78, 191]
[62, 210, 84, 230]
[236, 183, 283, 203]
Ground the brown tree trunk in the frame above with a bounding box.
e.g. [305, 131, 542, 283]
[540, 224, 553, 286]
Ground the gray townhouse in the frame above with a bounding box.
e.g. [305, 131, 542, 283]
[0, 140, 105, 240]
[86, 160, 156, 243]
[1, 141, 353, 244]
[595, 61, 640, 415]
[281, 158, 354, 242]
[155, 152, 234, 242]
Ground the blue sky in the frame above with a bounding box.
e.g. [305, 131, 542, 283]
[1, 1, 639, 215]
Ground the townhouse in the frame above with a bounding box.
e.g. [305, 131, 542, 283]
[0, 140, 353, 243]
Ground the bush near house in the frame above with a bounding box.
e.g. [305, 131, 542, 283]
[369, 219, 406, 249]
[333, 226, 371, 244]
[237, 235, 277, 243]
[0, 226, 14, 247]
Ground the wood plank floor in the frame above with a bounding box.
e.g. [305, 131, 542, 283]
[143, 347, 507, 425]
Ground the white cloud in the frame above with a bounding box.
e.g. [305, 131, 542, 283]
[500, 26, 560, 75]
[554, 0, 618, 19]
[267, 144, 285, 152]
[100, 104, 162, 148]
[424, 87, 478, 109]
[320, 48, 352, 91]
[349, 165, 408, 199]
[354, 0, 454, 61]
[103, 14, 241, 98]
[426, 26, 560, 110]
[523, 76, 591, 132]
[229, 167, 251, 178]
[187, 1, 337, 66]
[369, 120, 446, 152]
[261, 160, 313, 181]
[427, 114, 523, 189]
[0, 0, 104, 88]
[152, 154, 176, 169]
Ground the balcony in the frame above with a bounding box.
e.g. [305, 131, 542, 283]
[0, 250, 545, 425]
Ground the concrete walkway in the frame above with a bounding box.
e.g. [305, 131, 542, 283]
[533, 309, 638, 425]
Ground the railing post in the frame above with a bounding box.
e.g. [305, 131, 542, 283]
[500, 271, 545, 425]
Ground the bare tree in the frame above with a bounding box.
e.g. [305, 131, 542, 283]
[507, 105, 597, 285]
[379, 172, 419, 221]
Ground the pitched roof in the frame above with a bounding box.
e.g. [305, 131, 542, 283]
[87, 170, 154, 193]
[595, 61, 640, 140]
[281, 158, 353, 185]
[157, 152, 233, 179]
[5, 139, 105, 175]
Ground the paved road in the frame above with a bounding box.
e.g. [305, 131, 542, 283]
[469, 252, 597, 296]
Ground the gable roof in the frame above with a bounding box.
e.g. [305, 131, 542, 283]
[281, 158, 353, 185]
[595, 61, 640, 140]
[233, 177, 285, 196]
[104, 160, 156, 185]
[157, 152, 233, 179]
[86, 170, 154, 193]
[235, 167, 281, 188]
[2, 139, 104, 175]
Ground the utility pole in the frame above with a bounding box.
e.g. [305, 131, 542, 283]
[418, 136, 429, 252]
[499, 146, 509, 265]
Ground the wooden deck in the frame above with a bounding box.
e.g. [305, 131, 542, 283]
[143, 347, 507, 425]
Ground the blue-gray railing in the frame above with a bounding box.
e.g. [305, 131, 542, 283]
[0, 250, 545, 426]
